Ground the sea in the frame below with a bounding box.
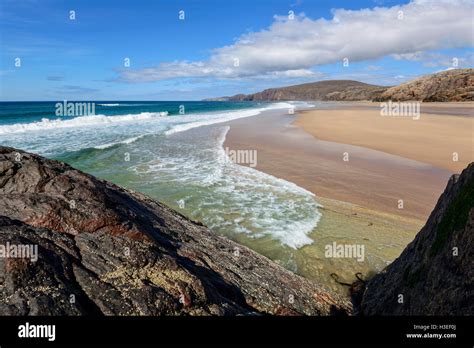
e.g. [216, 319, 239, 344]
[0, 101, 321, 266]
[0, 100, 413, 293]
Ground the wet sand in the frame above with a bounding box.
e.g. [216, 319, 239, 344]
[216, 103, 471, 293]
[223, 109, 454, 221]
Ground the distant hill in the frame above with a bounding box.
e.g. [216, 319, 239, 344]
[207, 80, 387, 102]
[205, 69, 473, 102]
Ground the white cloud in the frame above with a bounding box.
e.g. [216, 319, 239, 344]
[119, 0, 474, 82]
[392, 52, 428, 62]
[393, 51, 474, 68]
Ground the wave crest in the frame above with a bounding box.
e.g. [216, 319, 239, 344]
[0, 112, 167, 134]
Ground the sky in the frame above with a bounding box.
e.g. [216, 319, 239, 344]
[0, 0, 473, 101]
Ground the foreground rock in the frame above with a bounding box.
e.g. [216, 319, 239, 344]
[361, 163, 474, 315]
[0, 146, 351, 316]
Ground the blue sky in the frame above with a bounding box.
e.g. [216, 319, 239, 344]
[0, 0, 472, 100]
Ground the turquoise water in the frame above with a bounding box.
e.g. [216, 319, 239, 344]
[0, 100, 410, 291]
[0, 101, 270, 155]
[0, 101, 264, 125]
[0, 101, 322, 267]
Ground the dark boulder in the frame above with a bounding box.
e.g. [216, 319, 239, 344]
[0, 146, 351, 316]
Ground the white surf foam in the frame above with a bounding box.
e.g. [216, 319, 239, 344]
[0, 102, 300, 136]
[164, 102, 296, 136]
[137, 123, 322, 250]
[216, 126, 321, 249]
[93, 134, 147, 149]
[0, 112, 167, 134]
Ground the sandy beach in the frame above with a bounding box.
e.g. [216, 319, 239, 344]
[219, 102, 471, 292]
[295, 102, 473, 172]
[223, 104, 465, 221]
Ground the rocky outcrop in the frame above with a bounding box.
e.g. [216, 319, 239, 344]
[361, 163, 474, 315]
[0, 146, 351, 316]
[374, 68, 474, 102]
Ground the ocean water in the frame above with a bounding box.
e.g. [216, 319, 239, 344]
[0, 101, 418, 293]
[0, 101, 321, 262]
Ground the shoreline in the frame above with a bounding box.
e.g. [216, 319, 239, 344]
[221, 106, 453, 221]
[216, 106, 431, 292]
[2, 101, 465, 296]
[217, 102, 469, 292]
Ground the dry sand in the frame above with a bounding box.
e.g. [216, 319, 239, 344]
[295, 104, 473, 172]
[223, 106, 458, 221]
[219, 103, 471, 292]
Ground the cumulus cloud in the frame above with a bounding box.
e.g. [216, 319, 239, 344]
[119, 0, 474, 82]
